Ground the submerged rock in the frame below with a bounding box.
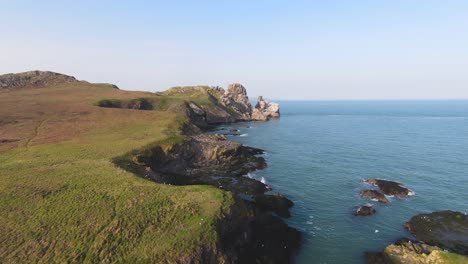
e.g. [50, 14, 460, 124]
[354, 205, 376, 216]
[404, 210, 468, 255]
[360, 190, 389, 203]
[365, 179, 412, 197]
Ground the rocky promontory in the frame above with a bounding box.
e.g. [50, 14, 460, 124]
[159, 83, 280, 125]
[108, 85, 299, 263]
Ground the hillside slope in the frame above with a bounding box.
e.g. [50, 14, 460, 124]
[0, 72, 299, 263]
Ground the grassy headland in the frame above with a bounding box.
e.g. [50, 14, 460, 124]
[0, 81, 233, 262]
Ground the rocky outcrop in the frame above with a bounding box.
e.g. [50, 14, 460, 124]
[160, 84, 280, 125]
[222, 83, 253, 121]
[0, 70, 80, 90]
[404, 210, 468, 255]
[360, 190, 389, 203]
[252, 96, 280, 121]
[113, 132, 301, 263]
[254, 193, 294, 218]
[354, 205, 376, 216]
[368, 211, 468, 264]
[365, 179, 413, 198]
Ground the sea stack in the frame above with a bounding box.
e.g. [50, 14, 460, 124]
[252, 96, 280, 121]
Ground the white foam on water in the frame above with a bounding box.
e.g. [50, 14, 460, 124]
[239, 134, 248, 137]
[375, 229, 379, 233]
[408, 191, 416, 196]
[260, 177, 267, 184]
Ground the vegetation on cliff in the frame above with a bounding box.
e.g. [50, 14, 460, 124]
[0, 71, 297, 263]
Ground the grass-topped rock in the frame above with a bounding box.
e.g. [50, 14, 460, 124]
[405, 210, 468, 255]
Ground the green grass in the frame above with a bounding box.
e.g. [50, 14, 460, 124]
[0, 83, 233, 263]
[439, 251, 468, 264]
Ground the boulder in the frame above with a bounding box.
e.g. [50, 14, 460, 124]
[354, 205, 376, 216]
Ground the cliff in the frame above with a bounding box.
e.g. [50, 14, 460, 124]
[0, 71, 298, 263]
[159, 83, 280, 125]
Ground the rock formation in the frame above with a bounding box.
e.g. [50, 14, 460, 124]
[221, 83, 253, 121]
[0, 70, 79, 90]
[354, 205, 376, 216]
[157, 83, 280, 125]
[367, 238, 468, 264]
[368, 211, 468, 263]
[252, 96, 281, 121]
[360, 190, 389, 203]
[365, 179, 413, 197]
[114, 133, 302, 263]
[404, 210, 468, 255]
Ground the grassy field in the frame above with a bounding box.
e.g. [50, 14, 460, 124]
[0, 83, 232, 263]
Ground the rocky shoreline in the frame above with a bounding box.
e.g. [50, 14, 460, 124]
[112, 84, 301, 263]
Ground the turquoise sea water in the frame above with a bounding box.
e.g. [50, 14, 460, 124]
[221, 101, 468, 264]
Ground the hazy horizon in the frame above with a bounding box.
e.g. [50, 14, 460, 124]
[1, 1, 467, 100]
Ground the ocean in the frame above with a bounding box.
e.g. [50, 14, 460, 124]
[220, 100, 468, 264]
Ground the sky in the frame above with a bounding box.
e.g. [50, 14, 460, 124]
[1, 0, 467, 100]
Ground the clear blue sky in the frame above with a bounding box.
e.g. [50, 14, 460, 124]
[1, 0, 467, 100]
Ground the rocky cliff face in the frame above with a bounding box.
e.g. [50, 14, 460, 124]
[162, 83, 280, 125]
[0, 71, 79, 90]
[221, 83, 253, 121]
[114, 133, 302, 263]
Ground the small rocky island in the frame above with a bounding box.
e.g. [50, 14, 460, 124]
[368, 210, 468, 263]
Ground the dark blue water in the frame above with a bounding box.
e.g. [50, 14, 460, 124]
[221, 101, 468, 264]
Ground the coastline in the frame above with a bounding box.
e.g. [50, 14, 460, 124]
[113, 118, 302, 263]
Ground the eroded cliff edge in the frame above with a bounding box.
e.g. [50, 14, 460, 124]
[106, 84, 300, 263]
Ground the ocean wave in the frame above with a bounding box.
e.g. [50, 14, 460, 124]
[239, 133, 248, 137]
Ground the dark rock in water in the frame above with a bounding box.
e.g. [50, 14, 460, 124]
[360, 190, 389, 203]
[254, 193, 294, 218]
[230, 129, 240, 132]
[354, 205, 376, 216]
[243, 146, 266, 155]
[365, 179, 412, 197]
[404, 210, 468, 255]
